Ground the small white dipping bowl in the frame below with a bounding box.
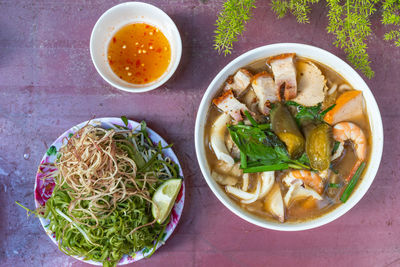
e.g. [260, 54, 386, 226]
[90, 2, 182, 93]
[194, 43, 384, 231]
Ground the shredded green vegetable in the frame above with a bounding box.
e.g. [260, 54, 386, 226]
[20, 120, 181, 267]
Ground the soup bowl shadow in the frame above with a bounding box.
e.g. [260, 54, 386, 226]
[194, 43, 384, 231]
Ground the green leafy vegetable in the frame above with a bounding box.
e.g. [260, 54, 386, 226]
[340, 161, 366, 202]
[43, 183, 168, 266]
[297, 152, 311, 166]
[19, 122, 181, 267]
[227, 112, 311, 173]
[228, 124, 278, 162]
[46, 145, 57, 156]
[117, 141, 146, 169]
[214, 0, 400, 78]
[286, 101, 334, 124]
[121, 116, 129, 127]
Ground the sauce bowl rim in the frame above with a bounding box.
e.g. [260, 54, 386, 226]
[90, 2, 182, 93]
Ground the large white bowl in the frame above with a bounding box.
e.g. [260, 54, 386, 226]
[194, 43, 384, 231]
[90, 2, 182, 93]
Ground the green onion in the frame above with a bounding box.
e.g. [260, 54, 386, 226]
[257, 123, 270, 130]
[243, 163, 289, 173]
[340, 162, 366, 203]
[244, 110, 258, 126]
[288, 163, 303, 169]
[329, 183, 340, 188]
[240, 151, 247, 168]
[288, 160, 310, 170]
[320, 104, 336, 117]
[145, 216, 169, 258]
[332, 141, 341, 155]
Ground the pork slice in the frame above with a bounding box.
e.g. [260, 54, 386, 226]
[224, 69, 253, 96]
[213, 90, 250, 121]
[268, 53, 297, 100]
[251, 71, 278, 114]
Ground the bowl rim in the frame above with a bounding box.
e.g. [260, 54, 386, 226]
[89, 1, 182, 93]
[194, 43, 384, 231]
[34, 117, 185, 264]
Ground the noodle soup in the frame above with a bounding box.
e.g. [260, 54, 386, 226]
[204, 54, 371, 223]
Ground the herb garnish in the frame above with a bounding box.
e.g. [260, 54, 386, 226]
[214, 0, 256, 56]
[285, 101, 335, 124]
[228, 112, 310, 173]
[214, 0, 400, 78]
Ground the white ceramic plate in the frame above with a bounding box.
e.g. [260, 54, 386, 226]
[195, 43, 383, 231]
[34, 117, 185, 264]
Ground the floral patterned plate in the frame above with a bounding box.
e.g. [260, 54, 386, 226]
[34, 117, 185, 265]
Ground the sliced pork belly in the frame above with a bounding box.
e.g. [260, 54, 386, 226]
[224, 69, 252, 96]
[251, 72, 278, 114]
[268, 53, 297, 101]
[213, 90, 250, 121]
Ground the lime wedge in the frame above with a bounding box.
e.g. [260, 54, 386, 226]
[152, 179, 182, 224]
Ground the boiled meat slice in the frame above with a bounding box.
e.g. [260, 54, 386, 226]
[292, 61, 328, 106]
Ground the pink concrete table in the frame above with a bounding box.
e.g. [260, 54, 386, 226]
[1, 1, 398, 266]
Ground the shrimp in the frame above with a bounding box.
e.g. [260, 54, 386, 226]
[333, 122, 367, 182]
[287, 170, 324, 195]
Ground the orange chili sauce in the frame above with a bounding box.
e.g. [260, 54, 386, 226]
[107, 23, 171, 84]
